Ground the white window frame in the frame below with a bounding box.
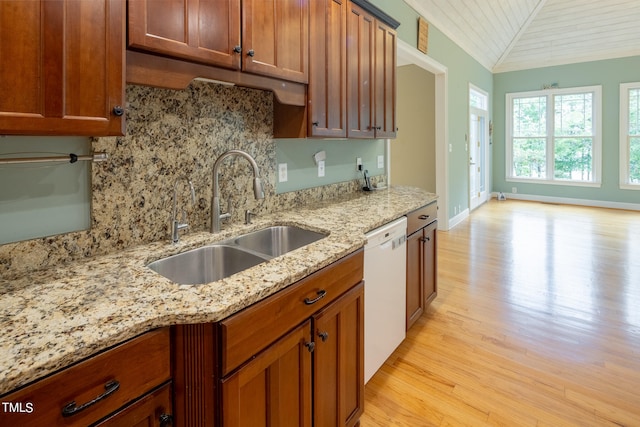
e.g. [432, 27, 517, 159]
[620, 82, 640, 190]
[506, 85, 602, 187]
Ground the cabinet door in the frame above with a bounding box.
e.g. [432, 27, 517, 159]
[128, 0, 241, 70]
[314, 282, 364, 427]
[243, 0, 308, 83]
[423, 220, 438, 306]
[406, 229, 424, 330]
[308, 0, 347, 137]
[374, 20, 397, 138]
[93, 383, 172, 427]
[346, 2, 375, 139]
[0, 0, 124, 136]
[221, 321, 312, 427]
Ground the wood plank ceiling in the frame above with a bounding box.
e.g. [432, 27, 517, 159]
[403, 0, 640, 73]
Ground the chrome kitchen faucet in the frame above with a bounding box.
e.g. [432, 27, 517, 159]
[211, 150, 264, 233]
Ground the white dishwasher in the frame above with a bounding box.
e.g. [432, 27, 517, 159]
[364, 216, 407, 384]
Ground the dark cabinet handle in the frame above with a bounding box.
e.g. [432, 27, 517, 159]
[160, 413, 173, 426]
[418, 215, 430, 220]
[305, 341, 315, 352]
[112, 106, 124, 116]
[62, 380, 120, 417]
[233, 45, 242, 53]
[421, 236, 430, 242]
[304, 289, 327, 305]
[247, 49, 255, 57]
[312, 122, 319, 127]
[375, 126, 382, 131]
[318, 331, 329, 342]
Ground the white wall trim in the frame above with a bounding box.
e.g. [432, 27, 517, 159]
[491, 192, 640, 211]
[397, 39, 451, 230]
[448, 208, 470, 229]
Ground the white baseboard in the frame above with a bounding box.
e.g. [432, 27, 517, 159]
[448, 208, 470, 229]
[491, 192, 640, 211]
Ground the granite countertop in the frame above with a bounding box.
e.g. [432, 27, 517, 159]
[0, 186, 436, 395]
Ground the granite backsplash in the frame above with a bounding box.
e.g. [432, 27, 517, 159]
[0, 81, 377, 277]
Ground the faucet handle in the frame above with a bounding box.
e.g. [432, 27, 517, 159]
[219, 197, 232, 222]
[245, 210, 256, 225]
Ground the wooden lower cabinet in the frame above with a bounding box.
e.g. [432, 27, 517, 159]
[314, 282, 364, 427]
[406, 202, 438, 330]
[406, 228, 425, 328]
[221, 321, 312, 427]
[172, 250, 365, 427]
[0, 328, 171, 427]
[94, 383, 173, 427]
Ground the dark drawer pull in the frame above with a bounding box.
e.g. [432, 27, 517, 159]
[61, 380, 120, 417]
[418, 214, 430, 220]
[304, 289, 327, 305]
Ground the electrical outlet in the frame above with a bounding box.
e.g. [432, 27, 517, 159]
[512, 187, 518, 194]
[449, 144, 453, 153]
[356, 157, 362, 171]
[318, 160, 325, 177]
[377, 155, 384, 169]
[278, 163, 288, 182]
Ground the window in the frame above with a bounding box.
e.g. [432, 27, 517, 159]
[506, 86, 602, 186]
[620, 82, 640, 189]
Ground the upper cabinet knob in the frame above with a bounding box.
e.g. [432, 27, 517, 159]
[233, 46, 242, 54]
[247, 49, 255, 57]
[112, 106, 124, 117]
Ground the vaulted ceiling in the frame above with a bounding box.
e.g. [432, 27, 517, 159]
[403, 0, 640, 73]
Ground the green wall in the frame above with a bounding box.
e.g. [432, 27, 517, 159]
[366, 0, 494, 218]
[493, 56, 640, 205]
[275, 138, 385, 193]
[0, 137, 91, 244]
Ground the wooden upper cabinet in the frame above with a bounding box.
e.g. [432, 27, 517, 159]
[0, 0, 125, 136]
[127, 0, 241, 70]
[242, 0, 309, 83]
[346, 1, 397, 139]
[308, 0, 347, 137]
[346, 2, 375, 139]
[374, 19, 397, 138]
[128, 0, 307, 83]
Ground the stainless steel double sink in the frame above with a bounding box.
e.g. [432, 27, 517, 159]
[147, 225, 327, 285]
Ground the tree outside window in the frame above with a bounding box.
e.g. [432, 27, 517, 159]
[629, 88, 640, 184]
[507, 86, 601, 186]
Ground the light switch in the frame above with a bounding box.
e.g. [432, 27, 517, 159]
[278, 163, 288, 182]
[318, 160, 325, 177]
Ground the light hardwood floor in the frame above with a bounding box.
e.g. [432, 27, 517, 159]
[361, 199, 640, 427]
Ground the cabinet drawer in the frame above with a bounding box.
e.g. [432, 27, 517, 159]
[93, 382, 172, 426]
[406, 202, 437, 235]
[0, 328, 170, 427]
[219, 249, 364, 376]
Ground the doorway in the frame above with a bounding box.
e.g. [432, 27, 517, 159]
[395, 39, 449, 229]
[469, 85, 489, 211]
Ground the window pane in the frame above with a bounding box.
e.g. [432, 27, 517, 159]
[554, 138, 592, 180]
[513, 138, 546, 178]
[470, 88, 487, 110]
[555, 93, 593, 136]
[513, 97, 546, 137]
[631, 137, 640, 184]
[630, 89, 640, 136]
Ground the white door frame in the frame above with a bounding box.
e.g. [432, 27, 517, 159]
[468, 83, 490, 211]
[394, 39, 449, 230]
